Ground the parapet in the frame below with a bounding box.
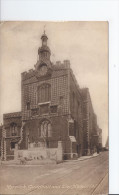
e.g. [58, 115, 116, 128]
[21, 69, 36, 81]
[54, 60, 70, 69]
[63, 60, 70, 65]
[3, 112, 22, 119]
[28, 69, 34, 73]
[56, 61, 61, 65]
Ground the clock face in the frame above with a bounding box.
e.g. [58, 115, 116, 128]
[39, 65, 47, 76]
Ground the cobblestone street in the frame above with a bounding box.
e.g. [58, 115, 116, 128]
[0, 151, 108, 195]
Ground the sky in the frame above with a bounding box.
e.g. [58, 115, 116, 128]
[0, 21, 108, 146]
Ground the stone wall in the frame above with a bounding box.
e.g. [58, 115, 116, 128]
[19, 116, 69, 152]
[3, 112, 22, 160]
[15, 141, 63, 163]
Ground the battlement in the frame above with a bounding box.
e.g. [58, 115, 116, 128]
[53, 60, 70, 70]
[70, 68, 82, 97]
[21, 69, 36, 81]
[21, 60, 70, 81]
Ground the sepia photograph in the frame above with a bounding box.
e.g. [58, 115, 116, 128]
[0, 21, 108, 195]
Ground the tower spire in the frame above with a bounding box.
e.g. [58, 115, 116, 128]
[41, 29, 48, 46]
[35, 29, 52, 70]
[44, 25, 46, 35]
[37, 30, 51, 65]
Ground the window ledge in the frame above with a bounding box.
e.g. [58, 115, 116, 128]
[5, 136, 20, 139]
[38, 101, 50, 105]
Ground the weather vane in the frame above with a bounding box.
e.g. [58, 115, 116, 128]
[44, 25, 46, 34]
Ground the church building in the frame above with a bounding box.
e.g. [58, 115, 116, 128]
[1, 31, 101, 161]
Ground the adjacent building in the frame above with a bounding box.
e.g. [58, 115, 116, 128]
[1, 32, 102, 161]
[0, 125, 3, 157]
[98, 127, 103, 149]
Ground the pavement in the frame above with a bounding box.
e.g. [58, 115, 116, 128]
[0, 151, 108, 195]
[0, 152, 100, 166]
[78, 152, 99, 161]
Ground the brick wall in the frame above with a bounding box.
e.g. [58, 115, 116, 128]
[69, 71, 84, 156]
[22, 70, 69, 120]
[81, 88, 98, 155]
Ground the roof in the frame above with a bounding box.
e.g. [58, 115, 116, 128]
[38, 45, 51, 54]
[41, 32, 48, 40]
[3, 112, 22, 119]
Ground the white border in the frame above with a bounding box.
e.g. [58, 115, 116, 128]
[1, 0, 119, 194]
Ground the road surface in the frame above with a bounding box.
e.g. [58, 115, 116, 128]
[0, 151, 108, 195]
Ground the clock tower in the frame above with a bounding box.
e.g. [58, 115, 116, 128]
[35, 31, 52, 75]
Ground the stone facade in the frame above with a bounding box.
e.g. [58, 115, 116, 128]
[1, 32, 101, 160]
[97, 127, 102, 150]
[2, 112, 22, 160]
[81, 88, 100, 155]
[0, 125, 3, 157]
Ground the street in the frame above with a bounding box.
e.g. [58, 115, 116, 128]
[0, 151, 108, 195]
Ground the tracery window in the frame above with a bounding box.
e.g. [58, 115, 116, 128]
[40, 120, 52, 138]
[10, 123, 18, 136]
[37, 83, 51, 103]
[48, 123, 52, 137]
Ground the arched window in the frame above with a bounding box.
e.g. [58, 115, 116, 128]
[40, 120, 52, 138]
[10, 123, 18, 136]
[48, 123, 51, 137]
[41, 123, 44, 137]
[37, 83, 51, 103]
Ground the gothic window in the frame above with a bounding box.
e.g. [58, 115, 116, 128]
[37, 83, 51, 103]
[40, 124, 44, 137]
[48, 123, 52, 137]
[40, 120, 52, 138]
[10, 123, 18, 136]
[44, 123, 47, 136]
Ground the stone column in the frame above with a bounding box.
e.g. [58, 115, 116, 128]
[57, 141, 63, 162]
[14, 144, 18, 160]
